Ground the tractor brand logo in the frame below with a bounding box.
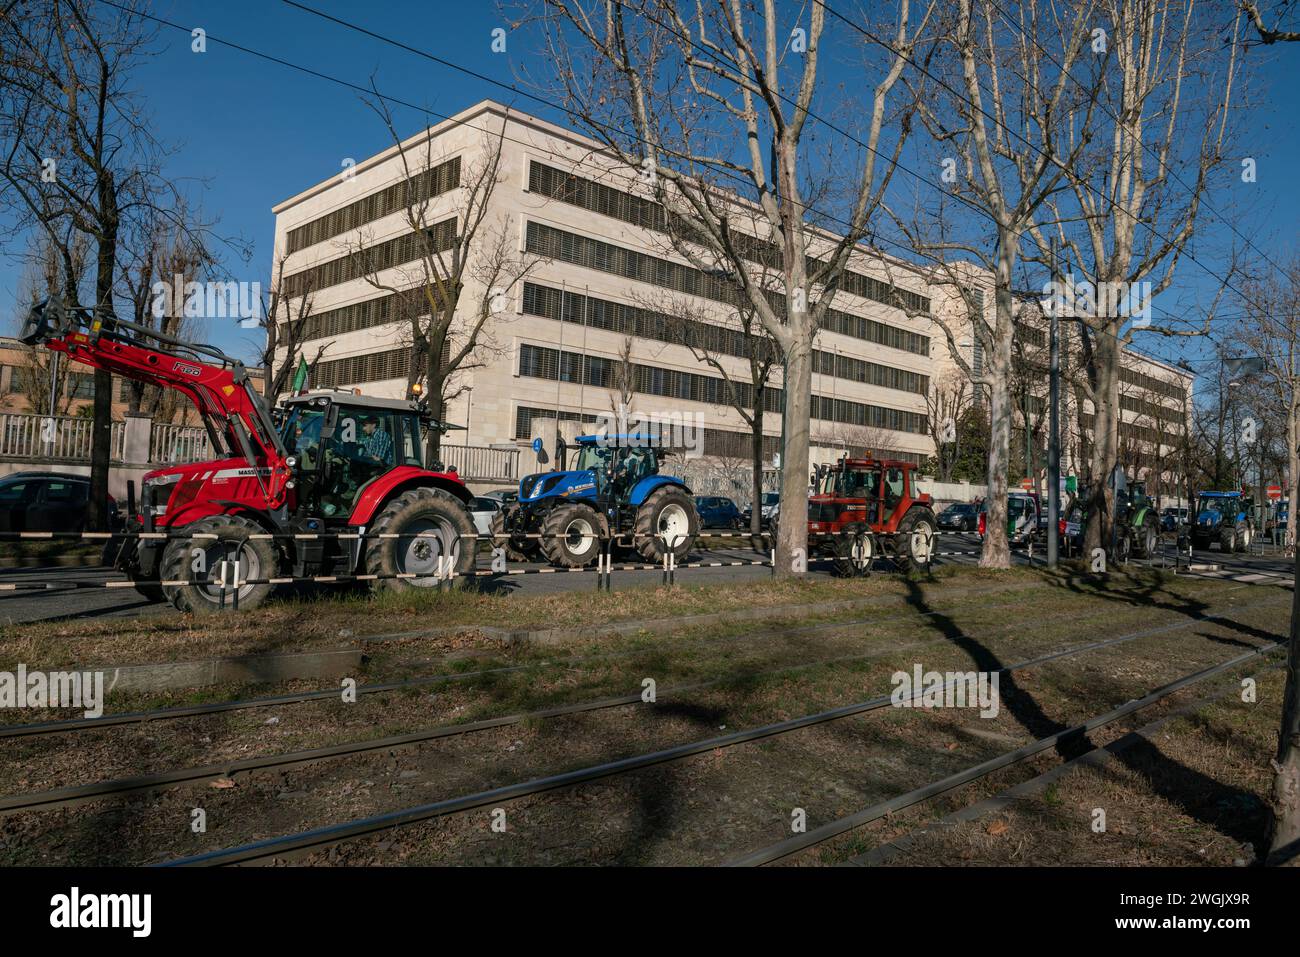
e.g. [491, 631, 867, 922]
[171, 361, 202, 377]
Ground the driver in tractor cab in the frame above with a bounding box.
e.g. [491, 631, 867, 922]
[359, 415, 394, 466]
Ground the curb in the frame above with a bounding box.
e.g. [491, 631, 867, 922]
[92, 648, 365, 693]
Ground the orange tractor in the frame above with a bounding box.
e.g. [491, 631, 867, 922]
[807, 455, 937, 576]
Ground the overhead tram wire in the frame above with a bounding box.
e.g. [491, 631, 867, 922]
[273, 0, 1212, 337]
[981, 0, 1285, 282]
[100, 0, 1217, 349]
[811, 0, 1259, 308]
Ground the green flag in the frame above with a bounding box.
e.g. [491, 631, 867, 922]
[291, 357, 309, 392]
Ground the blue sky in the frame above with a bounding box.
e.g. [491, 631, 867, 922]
[3, 0, 1298, 383]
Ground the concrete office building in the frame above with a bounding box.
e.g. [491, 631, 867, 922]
[270, 99, 1191, 498]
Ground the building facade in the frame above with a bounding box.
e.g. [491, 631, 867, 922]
[270, 100, 1192, 498]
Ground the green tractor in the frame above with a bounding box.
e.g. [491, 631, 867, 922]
[1114, 474, 1160, 563]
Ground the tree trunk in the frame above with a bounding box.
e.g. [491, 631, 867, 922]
[980, 280, 1014, 570]
[751, 404, 765, 538]
[1287, 398, 1298, 551]
[1269, 457, 1300, 865]
[1085, 332, 1121, 557]
[775, 344, 812, 577]
[89, 216, 118, 534]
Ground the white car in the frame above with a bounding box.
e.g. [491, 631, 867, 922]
[469, 495, 504, 536]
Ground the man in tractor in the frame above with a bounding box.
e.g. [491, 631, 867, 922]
[359, 415, 394, 466]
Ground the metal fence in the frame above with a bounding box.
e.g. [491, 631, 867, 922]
[441, 444, 520, 484]
[0, 412, 125, 461]
[150, 422, 212, 464]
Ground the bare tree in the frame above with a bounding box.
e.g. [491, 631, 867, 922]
[0, 0, 173, 529]
[1241, 0, 1300, 41]
[926, 371, 974, 483]
[1032, 0, 1241, 556]
[902, 0, 1103, 568]
[653, 288, 779, 537]
[256, 254, 327, 401]
[346, 97, 542, 459]
[531, 0, 934, 574]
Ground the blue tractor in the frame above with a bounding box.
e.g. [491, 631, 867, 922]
[1190, 490, 1255, 553]
[491, 434, 700, 567]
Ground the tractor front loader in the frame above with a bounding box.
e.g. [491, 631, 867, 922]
[21, 298, 477, 613]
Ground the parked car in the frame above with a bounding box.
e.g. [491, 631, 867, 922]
[0, 471, 119, 533]
[937, 502, 980, 532]
[695, 495, 744, 529]
[1160, 506, 1188, 533]
[741, 492, 780, 528]
[469, 495, 505, 537]
[977, 492, 1039, 546]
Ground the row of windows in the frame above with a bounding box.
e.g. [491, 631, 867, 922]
[283, 286, 446, 344]
[528, 160, 932, 314]
[286, 157, 461, 255]
[1121, 364, 1188, 403]
[1079, 413, 1181, 449]
[524, 222, 931, 358]
[283, 218, 457, 299]
[521, 282, 928, 396]
[517, 343, 928, 436]
[3, 365, 96, 399]
[1121, 393, 1187, 428]
[512, 405, 926, 465]
[311, 349, 411, 390]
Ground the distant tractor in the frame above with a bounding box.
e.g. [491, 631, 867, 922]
[1191, 490, 1255, 553]
[807, 455, 937, 576]
[1113, 478, 1160, 562]
[492, 434, 700, 568]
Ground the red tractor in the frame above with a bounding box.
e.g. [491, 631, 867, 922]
[807, 455, 937, 576]
[21, 299, 477, 613]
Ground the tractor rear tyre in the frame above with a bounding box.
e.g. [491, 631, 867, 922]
[365, 487, 476, 593]
[1234, 522, 1252, 553]
[893, 508, 936, 572]
[159, 514, 278, 614]
[490, 507, 535, 562]
[634, 486, 699, 562]
[132, 580, 167, 604]
[1219, 524, 1237, 553]
[541, 503, 603, 568]
[832, 528, 874, 578]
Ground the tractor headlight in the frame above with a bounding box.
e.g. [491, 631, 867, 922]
[286, 455, 298, 469]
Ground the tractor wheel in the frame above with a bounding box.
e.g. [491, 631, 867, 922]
[159, 515, 278, 614]
[365, 487, 476, 593]
[832, 528, 874, 578]
[1134, 518, 1159, 559]
[1219, 524, 1237, 553]
[634, 486, 699, 562]
[132, 580, 167, 604]
[1235, 522, 1252, 553]
[893, 508, 936, 572]
[490, 508, 534, 562]
[541, 503, 603, 568]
